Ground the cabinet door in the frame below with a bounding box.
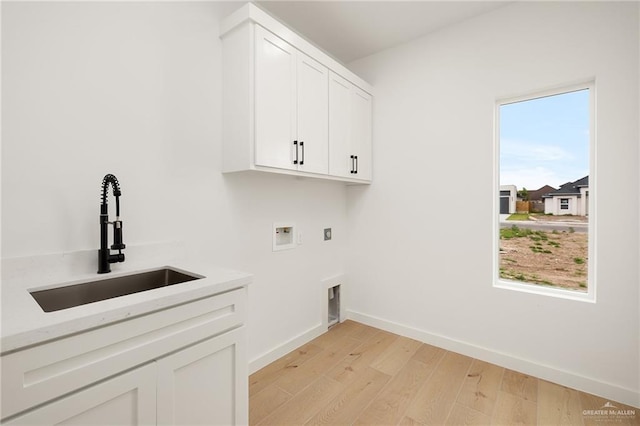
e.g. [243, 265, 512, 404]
[328, 71, 352, 178]
[254, 25, 297, 170]
[328, 72, 372, 181]
[157, 327, 247, 426]
[297, 53, 328, 174]
[4, 363, 156, 425]
[350, 86, 373, 180]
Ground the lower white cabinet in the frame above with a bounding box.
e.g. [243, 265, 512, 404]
[157, 328, 246, 426]
[6, 328, 245, 425]
[1, 288, 248, 425]
[5, 363, 157, 425]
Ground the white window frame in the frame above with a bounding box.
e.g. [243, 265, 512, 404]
[560, 198, 570, 210]
[493, 81, 596, 303]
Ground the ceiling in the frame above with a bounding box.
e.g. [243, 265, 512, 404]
[256, 1, 510, 64]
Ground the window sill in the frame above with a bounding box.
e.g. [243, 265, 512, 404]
[494, 278, 595, 303]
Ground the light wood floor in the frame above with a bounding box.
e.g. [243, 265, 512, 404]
[249, 320, 638, 426]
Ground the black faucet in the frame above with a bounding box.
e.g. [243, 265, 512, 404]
[98, 174, 125, 274]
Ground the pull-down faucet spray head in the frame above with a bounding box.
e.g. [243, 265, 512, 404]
[98, 174, 126, 274]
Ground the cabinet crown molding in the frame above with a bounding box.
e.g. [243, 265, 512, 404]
[220, 2, 374, 96]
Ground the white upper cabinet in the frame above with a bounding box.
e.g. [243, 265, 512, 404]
[350, 85, 373, 181]
[296, 53, 329, 174]
[254, 26, 328, 174]
[254, 26, 297, 171]
[221, 3, 373, 183]
[329, 72, 372, 181]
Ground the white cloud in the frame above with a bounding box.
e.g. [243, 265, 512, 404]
[500, 138, 574, 163]
[499, 138, 587, 189]
[501, 166, 558, 190]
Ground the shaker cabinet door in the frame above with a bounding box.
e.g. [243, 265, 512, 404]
[350, 86, 373, 181]
[4, 363, 156, 426]
[329, 72, 352, 178]
[329, 72, 372, 180]
[254, 25, 297, 170]
[296, 52, 328, 174]
[156, 327, 247, 426]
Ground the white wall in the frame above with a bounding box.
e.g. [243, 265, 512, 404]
[499, 184, 516, 214]
[545, 195, 581, 216]
[347, 2, 639, 406]
[1, 2, 348, 369]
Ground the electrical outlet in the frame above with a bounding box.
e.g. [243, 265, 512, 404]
[324, 228, 332, 241]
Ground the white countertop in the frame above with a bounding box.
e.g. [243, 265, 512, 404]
[1, 245, 252, 354]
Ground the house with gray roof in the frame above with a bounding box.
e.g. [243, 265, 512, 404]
[528, 185, 557, 202]
[543, 176, 589, 215]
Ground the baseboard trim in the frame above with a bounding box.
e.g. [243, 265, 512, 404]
[347, 310, 640, 409]
[248, 324, 325, 374]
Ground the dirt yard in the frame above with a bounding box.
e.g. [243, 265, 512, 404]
[499, 226, 588, 291]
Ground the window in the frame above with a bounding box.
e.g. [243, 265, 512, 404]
[495, 83, 594, 301]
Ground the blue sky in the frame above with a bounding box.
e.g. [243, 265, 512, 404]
[499, 89, 590, 191]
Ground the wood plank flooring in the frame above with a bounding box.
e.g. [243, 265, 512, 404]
[250, 320, 638, 425]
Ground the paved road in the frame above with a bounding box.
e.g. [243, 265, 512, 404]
[500, 220, 588, 233]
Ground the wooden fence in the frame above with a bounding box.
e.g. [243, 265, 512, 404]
[516, 200, 545, 213]
[530, 200, 545, 213]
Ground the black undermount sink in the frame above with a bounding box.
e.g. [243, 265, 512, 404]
[30, 268, 202, 312]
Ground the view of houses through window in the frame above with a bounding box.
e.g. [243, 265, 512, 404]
[498, 87, 591, 292]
